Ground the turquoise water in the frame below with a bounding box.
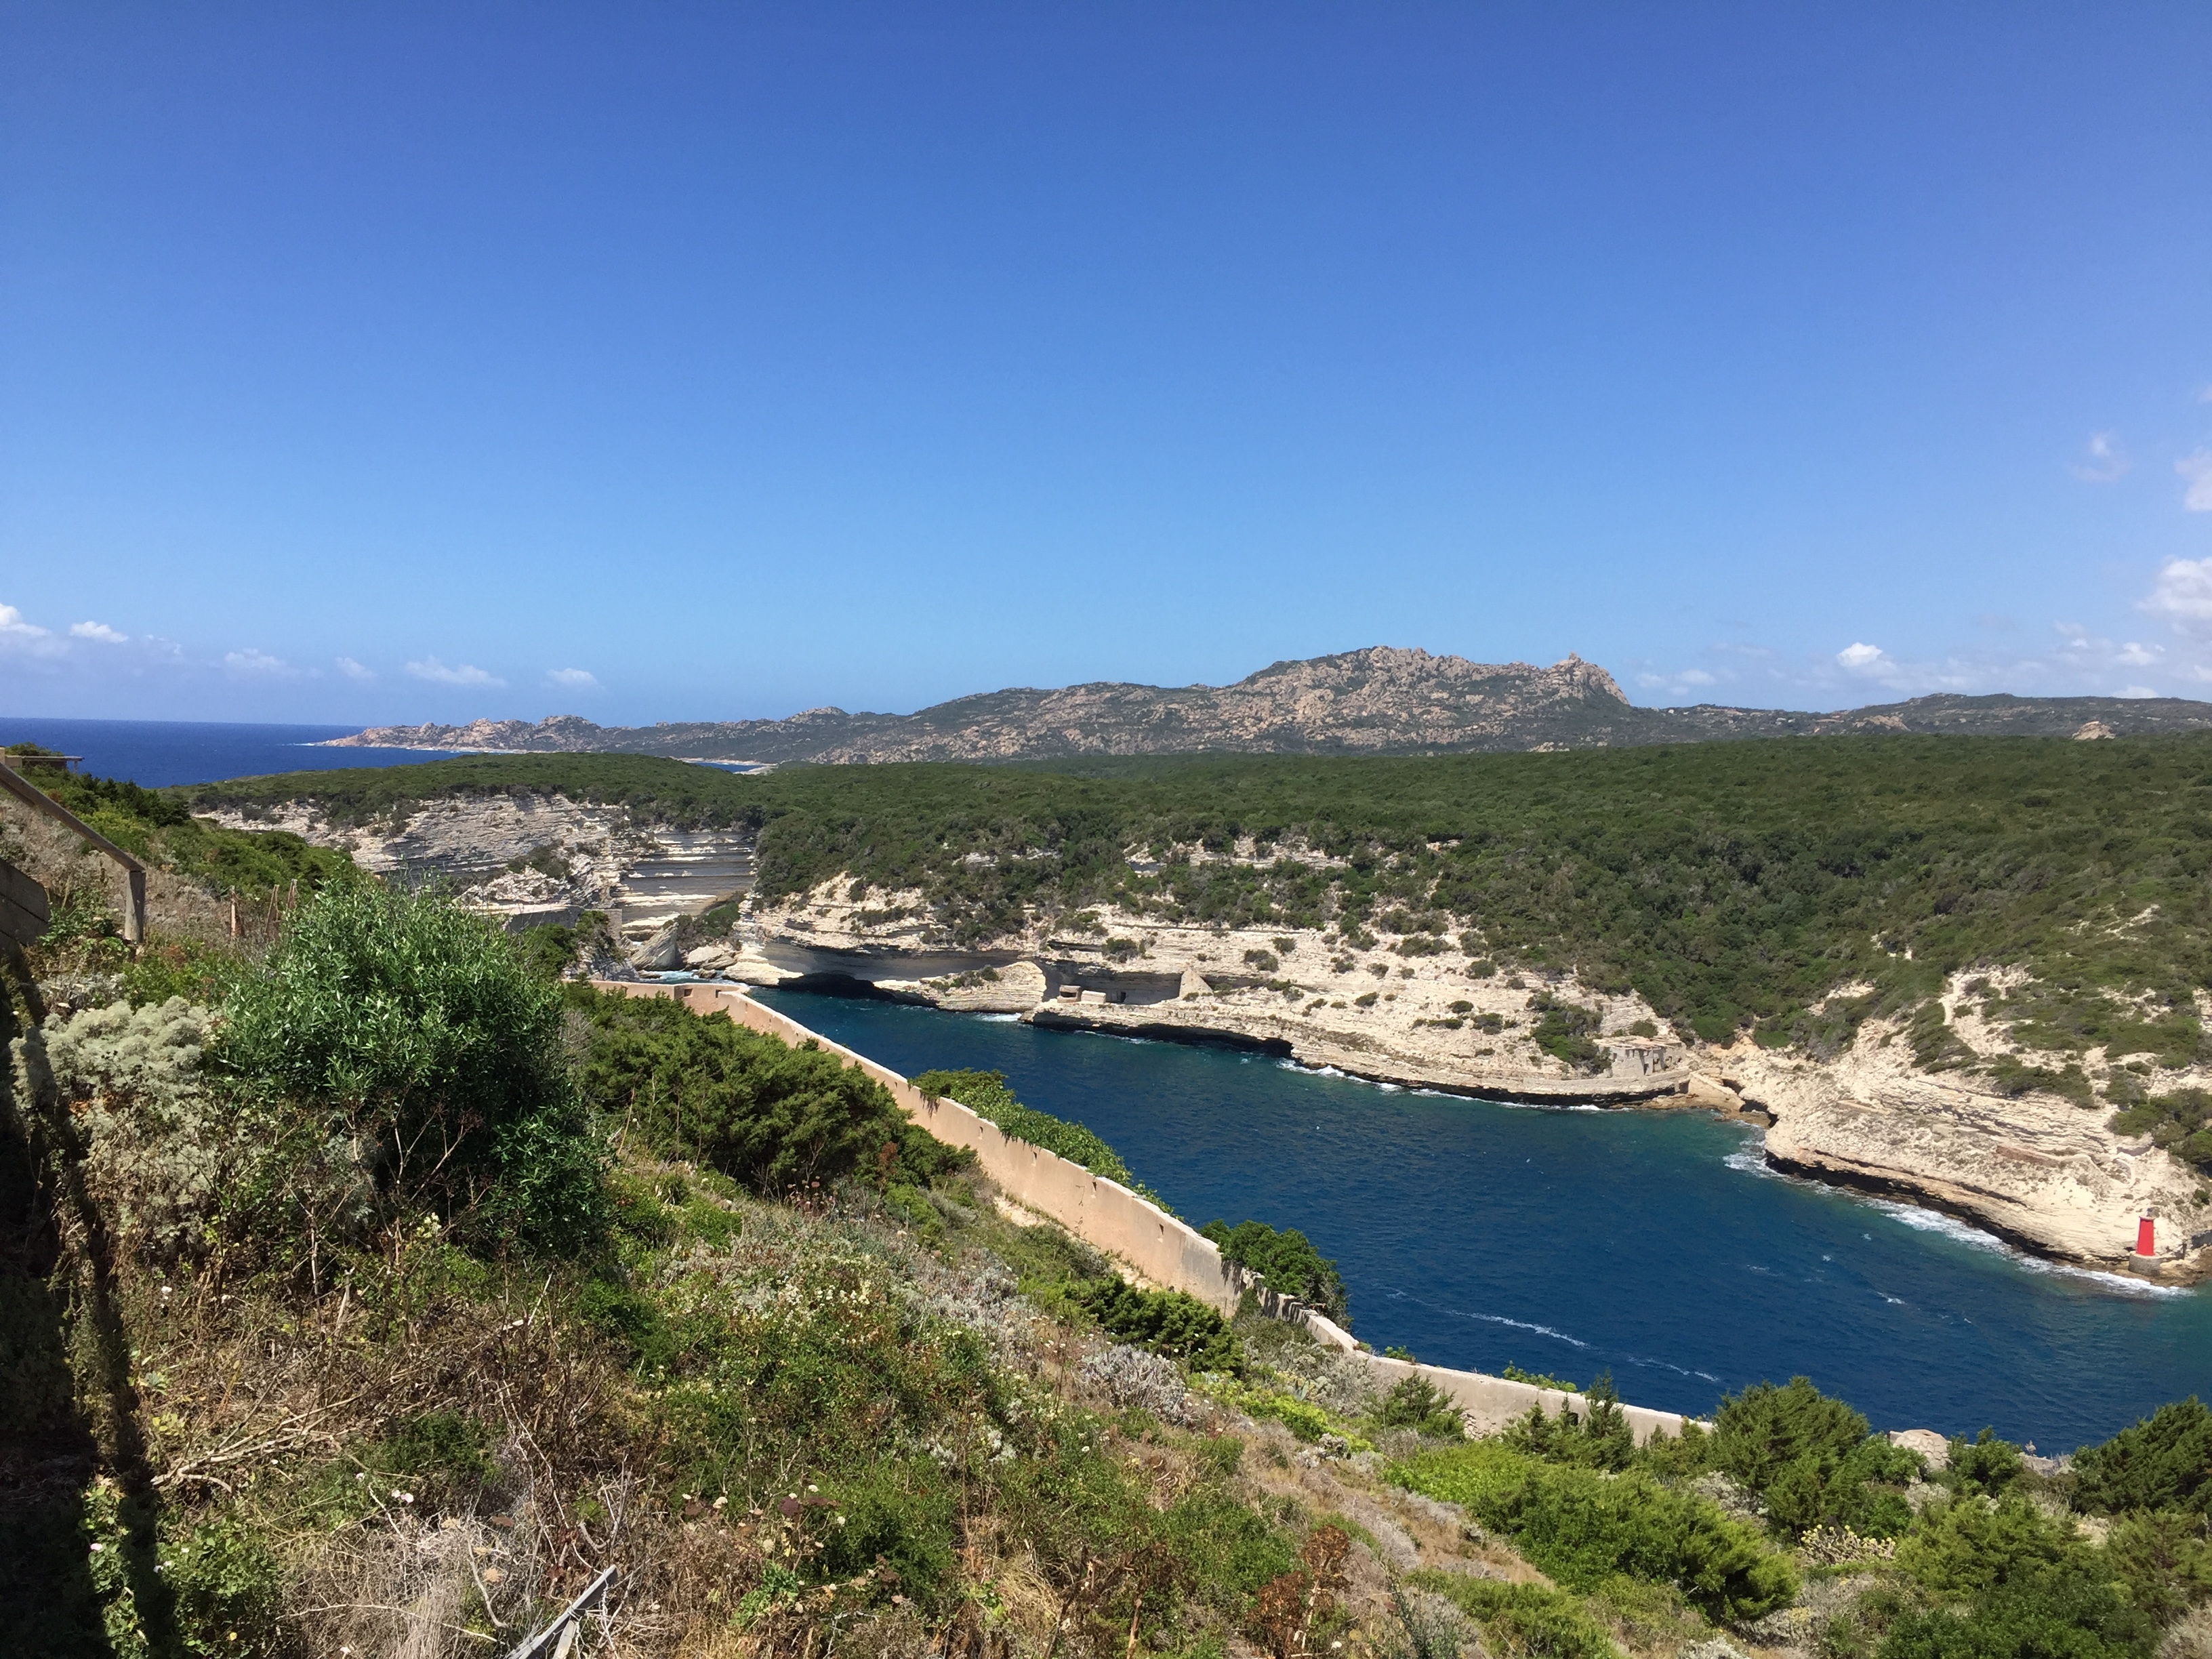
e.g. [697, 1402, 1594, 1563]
[760, 990, 2212, 1452]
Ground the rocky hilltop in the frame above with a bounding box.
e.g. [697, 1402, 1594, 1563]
[330, 645, 2212, 763]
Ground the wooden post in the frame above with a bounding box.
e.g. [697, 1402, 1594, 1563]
[0, 857, 51, 951]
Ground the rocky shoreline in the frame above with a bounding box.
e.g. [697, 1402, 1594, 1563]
[205, 788, 2212, 1286]
[704, 882, 2212, 1286]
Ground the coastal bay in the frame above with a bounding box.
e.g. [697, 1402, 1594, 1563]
[762, 988, 2212, 1453]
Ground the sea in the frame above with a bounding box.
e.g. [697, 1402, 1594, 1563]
[760, 991, 2212, 1454]
[0, 716, 459, 787]
[9, 718, 2206, 1450]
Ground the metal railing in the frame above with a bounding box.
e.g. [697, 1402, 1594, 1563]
[502, 1567, 617, 1659]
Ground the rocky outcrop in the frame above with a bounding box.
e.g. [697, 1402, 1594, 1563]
[720, 880, 1701, 1101]
[1717, 1011, 2211, 1282]
[197, 793, 752, 939]
[325, 648, 2212, 764]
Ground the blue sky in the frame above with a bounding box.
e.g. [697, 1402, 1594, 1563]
[4, 3, 2211, 726]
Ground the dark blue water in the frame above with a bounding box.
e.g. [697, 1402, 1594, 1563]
[0, 717, 459, 787]
[760, 991, 2212, 1452]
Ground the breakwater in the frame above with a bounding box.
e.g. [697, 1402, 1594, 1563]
[594, 979, 1694, 1443]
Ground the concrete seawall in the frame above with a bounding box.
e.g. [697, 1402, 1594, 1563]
[592, 978, 1692, 1444]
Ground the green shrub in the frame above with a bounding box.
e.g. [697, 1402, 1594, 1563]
[913, 1067, 1135, 1185]
[1396, 1443, 1796, 1622]
[1502, 1362, 1580, 1391]
[513, 920, 583, 981]
[1944, 1427, 2026, 1501]
[1497, 1462, 1797, 1620]
[1391, 1439, 1541, 1510]
[578, 989, 947, 1195]
[367, 1410, 497, 1501]
[577, 1277, 679, 1373]
[1713, 1376, 1918, 1535]
[163, 1515, 285, 1659]
[2070, 1397, 2212, 1517]
[1377, 1374, 1467, 1438]
[1074, 1278, 1242, 1372]
[1528, 994, 1605, 1071]
[118, 935, 248, 1008]
[2108, 1090, 2212, 1175]
[1887, 1495, 2154, 1659]
[1504, 1374, 1634, 1472]
[1876, 1571, 2153, 1659]
[1158, 1488, 1300, 1602]
[2104, 1509, 2212, 1624]
[1411, 1573, 1620, 1659]
[1200, 1218, 1349, 1324]
[218, 882, 602, 1253]
[818, 1459, 959, 1608]
[1896, 1494, 2081, 1599]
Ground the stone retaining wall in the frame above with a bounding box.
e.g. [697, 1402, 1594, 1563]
[590, 979, 1691, 1443]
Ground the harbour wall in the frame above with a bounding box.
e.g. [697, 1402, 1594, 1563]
[591, 978, 1692, 1443]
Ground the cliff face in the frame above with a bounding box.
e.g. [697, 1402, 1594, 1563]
[328, 647, 2212, 763]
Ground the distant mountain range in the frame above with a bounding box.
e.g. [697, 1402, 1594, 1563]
[327, 647, 2212, 764]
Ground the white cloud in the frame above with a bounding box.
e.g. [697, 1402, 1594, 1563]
[0, 602, 71, 662]
[69, 621, 127, 643]
[545, 667, 601, 691]
[2114, 640, 2162, 667]
[336, 656, 376, 681]
[2118, 685, 2158, 698]
[2070, 432, 2131, 483]
[2180, 451, 2212, 512]
[2139, 558, 2212, 634]
[406, 657, 504, 687]
[1836, 642, 1887, 672]
[224, 648, 291, 676]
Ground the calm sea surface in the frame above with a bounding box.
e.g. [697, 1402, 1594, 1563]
[760, 991, 2212, 1452]
[0, 716, 457, 787]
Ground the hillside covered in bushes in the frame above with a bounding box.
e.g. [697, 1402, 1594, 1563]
[5, 860, 2209, 1658]
[188, 735, 2212, 1061]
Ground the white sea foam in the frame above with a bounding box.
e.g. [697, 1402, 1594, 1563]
[1443, 1309, 1594, 1349]
[1864, 1200, 2187, 1298]
[1713, 1136, 2184, 1300]
[1722, 1134, 1776, 1179]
